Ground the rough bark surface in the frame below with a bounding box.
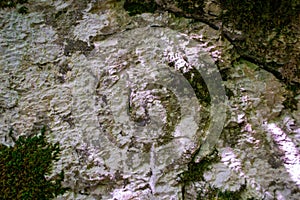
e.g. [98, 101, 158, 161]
[0, 0, 299, 199]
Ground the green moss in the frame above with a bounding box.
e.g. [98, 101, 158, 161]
[180, 148, 219, 183]
[196, 184, 250, 200]
[123, 0, 158, 16]
[183, 68, 211, 106]
[283, 84, 299, 111]
[220, 0, 299, 32]
[159, 87, 181, 146]
[0, 127, 68, 200]
[166, 61, 211, 105]
[219, 0, 299, 69]
[180, 149, 252, 199]
[0, 0, 29, 14]
[176, 0, 204, 15]
[17, 5, 28, 14]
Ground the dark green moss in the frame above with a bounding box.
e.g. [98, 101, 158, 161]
[219, 0, 300, 73]
[180, 148, 220, 183]
[183, 68, 211, 105]
[17, 5, 28, 14]
[283, 96, 298, 111]
[0, 0, 28, 14]
[123, 0, 158, 16]
[0, 127, 68, 200]
[176, 0, 204, 15]
[197, 184, 251, 200]
[225, 86, 234, 100]
[159, 87, 181, 146]
[180, 149, 253, 199]
[220, 0, 299, 32]
[166, 61, 211, 105]
[283, 84, 299, 111]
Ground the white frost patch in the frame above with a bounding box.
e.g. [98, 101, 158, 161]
[221, 148, 244, 173]
[163, 50, 193, 73]
[111, 189, 136, 200]
[265, 123, 300, 186]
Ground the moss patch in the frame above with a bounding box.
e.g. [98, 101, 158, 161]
[180, 148, 220, 183]
[176, 0, 204, 15]
[0, 0, 28, 14]
[166, 60, 211, 106]
[158, 87, 181, 146]
[220, 0, 300, 81]
[0, 0, 27, 8]
[283, 84, 299, 111]
[196, 184, 250, 200]
[123, 0, 158, 16]
[220, 0, 299, 32]
[180, 149, 251, 199]
[183, 68, 211, 106]
[0, 127, 68, 200]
